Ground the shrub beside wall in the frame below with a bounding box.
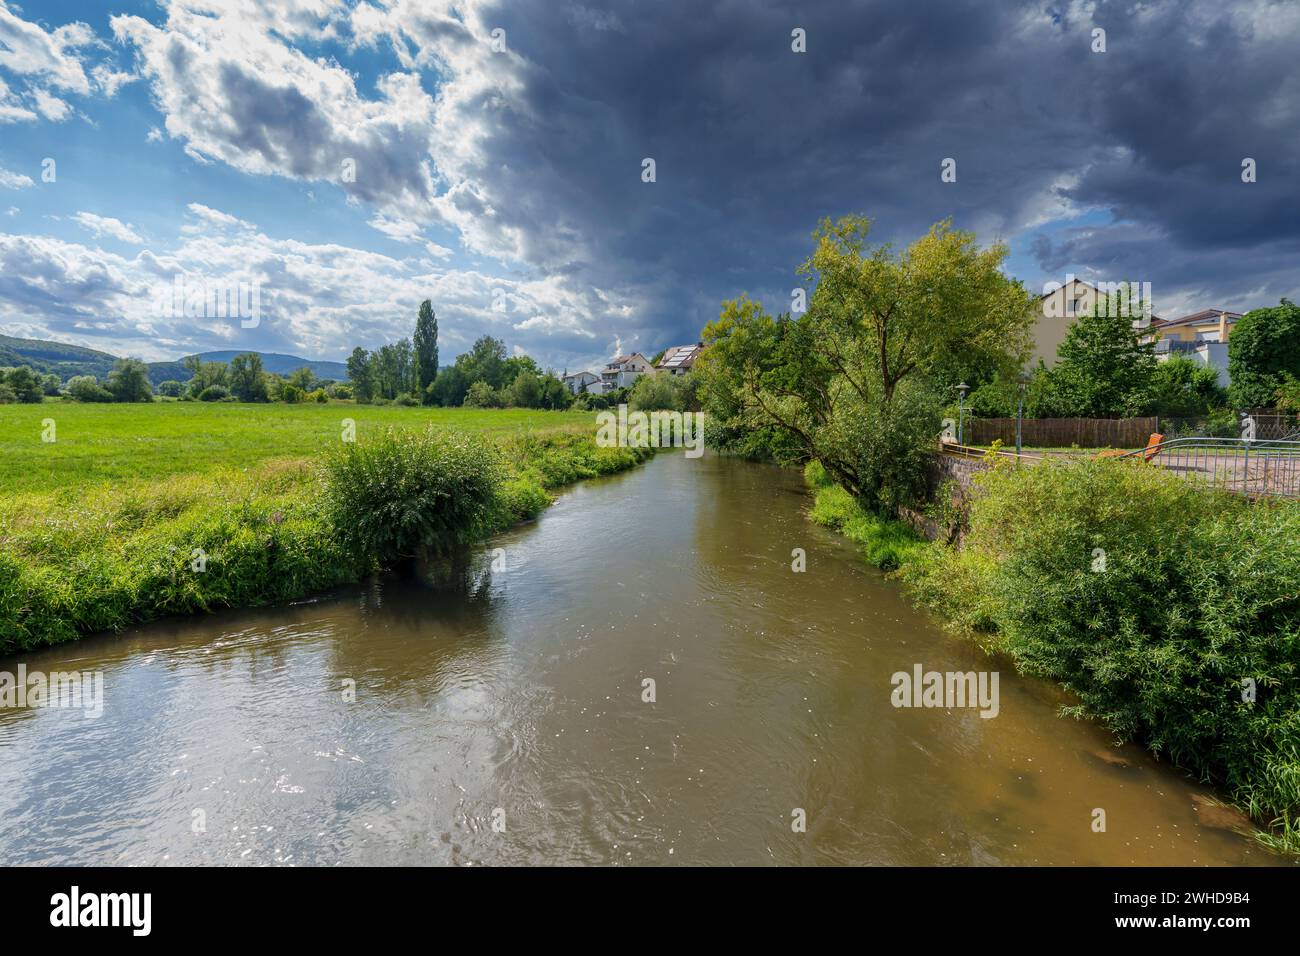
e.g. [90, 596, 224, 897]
[900, 458, 1300, 852]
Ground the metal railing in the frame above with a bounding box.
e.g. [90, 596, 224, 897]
[1119, 436, 1300, 498]
[938, 440, 1044, 462]
[939, 436, 1300, 498]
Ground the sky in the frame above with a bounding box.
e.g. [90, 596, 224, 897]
[0, 0, 1297, 373]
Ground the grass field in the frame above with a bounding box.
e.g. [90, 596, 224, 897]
[0, 401, 646, 652]
[0, 401, 595, 494]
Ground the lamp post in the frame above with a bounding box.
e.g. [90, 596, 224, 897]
[1015, 373, 1030, 461]
[955, 382, 970, 446]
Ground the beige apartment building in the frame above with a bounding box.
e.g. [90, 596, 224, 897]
[1033, 277, 1156, 367]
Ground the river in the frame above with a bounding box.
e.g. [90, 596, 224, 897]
[0, 452, 1283, 865]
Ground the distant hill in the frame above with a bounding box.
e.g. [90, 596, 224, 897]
[174, 351, 349, 383]
[0, 334, 347, 385]
[0, 333, 121, 379]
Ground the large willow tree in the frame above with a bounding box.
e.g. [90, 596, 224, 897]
[697, 216, 1035, 513]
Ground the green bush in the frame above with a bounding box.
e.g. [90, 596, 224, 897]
[488, 477, 551, 527]
[106, 358, 153, 403]
[1228, 299, 1300, 409]
[902, 457, 1300, 851]
[463, 380, 501, 408]
[323, 428, 501, 565]
[198, 384, 230, 402]
[629, 372, 682, 411]
[1204, 406, 1240, 438]
[65, 375, 114, 403]
[818, 376, 943, 515]
[0, 366, 45, 403]
[573, 392, 611, 411]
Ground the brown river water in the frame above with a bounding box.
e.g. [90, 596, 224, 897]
[0, 453, 1286, 865]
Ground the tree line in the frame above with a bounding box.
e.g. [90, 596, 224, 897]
[0, 359, 156, 404]
[346, 299, 574, 409]
[3, 295, 709, 411]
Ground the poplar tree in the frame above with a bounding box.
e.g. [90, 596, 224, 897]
[414, 299, 439, 403]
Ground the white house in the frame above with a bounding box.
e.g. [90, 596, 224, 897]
[655, 342, 703, 376]
[601, 353, 653, 389]
[561, 370, 601, 395]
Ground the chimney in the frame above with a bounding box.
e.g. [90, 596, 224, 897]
[1219, 311, 1228, 342]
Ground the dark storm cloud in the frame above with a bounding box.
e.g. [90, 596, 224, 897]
[1032, 221, 1300, 312]
[1056, 2, 1300, 251]
[461, 0, 1298, 341]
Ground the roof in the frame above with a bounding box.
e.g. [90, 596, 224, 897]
[1038, 277, 1098, 300]
[1149, 309, 1244, 330]
[605, 352, 648, 368]
[656, 343, 703, 370]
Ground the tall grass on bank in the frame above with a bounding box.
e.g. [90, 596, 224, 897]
[0, 427, 652, 654]
[804, 460, 926, 570]
[0, 460, 357, 649]
[323, 428, 501, 565]
[899, 457, 1300, 853]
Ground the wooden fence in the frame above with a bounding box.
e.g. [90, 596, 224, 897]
[965, 416, 1159, 449]
[1245, 411, 1300, 440]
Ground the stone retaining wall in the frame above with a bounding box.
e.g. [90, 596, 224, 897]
[899, 452, 995, 543]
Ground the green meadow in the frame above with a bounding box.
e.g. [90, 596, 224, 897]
[0, 401, 595, 494]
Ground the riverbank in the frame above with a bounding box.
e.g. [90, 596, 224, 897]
[0, 408, 650, 653]
[805, 451, 1300, 855]
[0, 452, 1278, 865]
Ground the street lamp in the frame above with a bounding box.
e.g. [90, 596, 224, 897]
[1015, 373, 1031, 460]
[955, 382, 970, 445]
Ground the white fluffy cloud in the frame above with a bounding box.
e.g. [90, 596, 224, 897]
[90, 64, 136, 98]
[367, 213, 455, 259]
[72, 212, 145, 245]
[0, 203, 619, 366]
[0, 75, 36, 123]
[0, 2, 95, 94]
[0, 1, 139, 121]
[113, 3, 439, 217]
[0, 165, 34, 189]
[113, 0, 605, 272]
[30, 87, 71, 121]
[0, 232, 140, 344]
